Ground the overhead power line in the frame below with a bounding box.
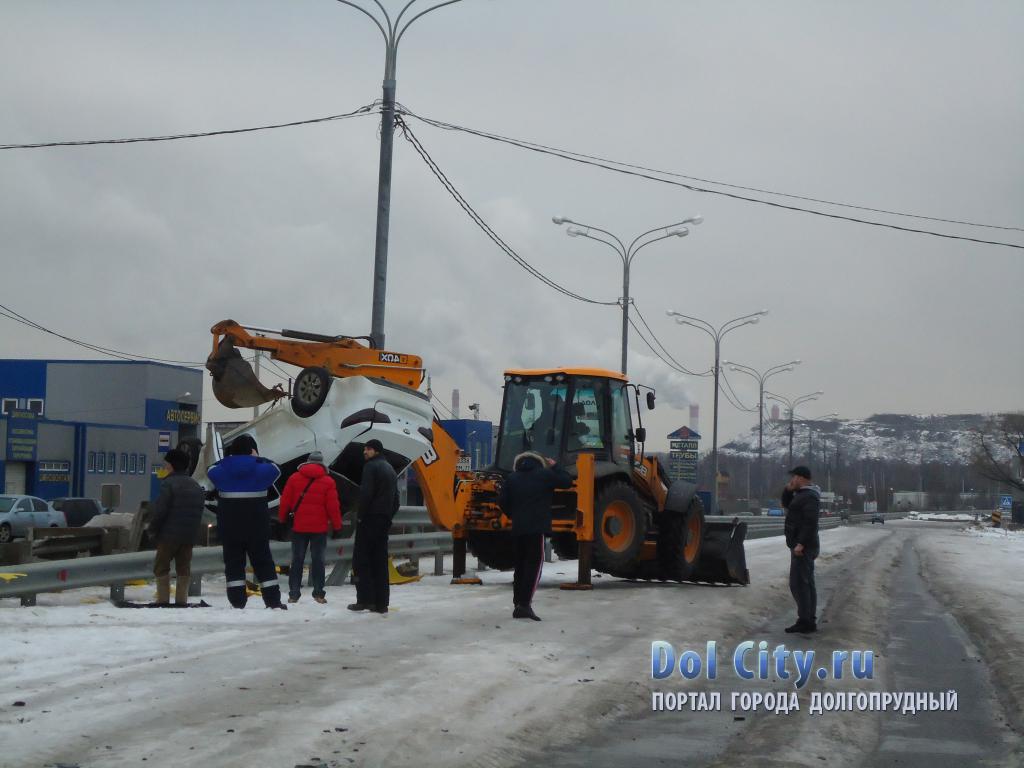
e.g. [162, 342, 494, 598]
[0, 301, 210, 368]
[630, 302, 712, 377]
[0, 104, 379, 150]
[396, 115, 618, 307]
[399, 108, 1024, 249]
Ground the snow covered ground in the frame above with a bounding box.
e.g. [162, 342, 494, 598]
[909, 512, 978, 522]
[0, 527, 889, 767]
[915, 523, 1024, 736]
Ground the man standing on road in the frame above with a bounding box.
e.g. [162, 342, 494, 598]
[208, 434, 287, 610]
[782, 465, 821, 633]
[498, 451, 573, 622]
[349, 439, 399, 615]
[279, 451, 342, 604]
[148, 448, 205, 606]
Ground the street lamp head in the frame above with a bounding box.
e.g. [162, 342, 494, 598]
[684, 214, 704, 225]
[552, 216, 570, 226]
[758, 309, 770, 316]
[792, 359, 802, 365]
[566, 226, 586, 238]
[666, 227, 690, 238]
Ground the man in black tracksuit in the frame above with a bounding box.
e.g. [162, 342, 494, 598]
[782, 465, 821, 633]
[350, 439, 399, 614]
[208, 434, 286, 610]
[498, 451, 573, 621]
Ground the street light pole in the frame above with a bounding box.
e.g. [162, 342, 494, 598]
[765, 390, 824, 468]
[554, 215, 703, 374]
[666, 309, 769, 514]
[335, 0, 465, 348]
[727, 359, 800, 501]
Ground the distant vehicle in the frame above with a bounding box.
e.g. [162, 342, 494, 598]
[0, 495, 67, 543]
[871, 513, 885, 524]
[51, 497, 105, 527]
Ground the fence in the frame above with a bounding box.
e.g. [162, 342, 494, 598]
[0, 507, 906, 606]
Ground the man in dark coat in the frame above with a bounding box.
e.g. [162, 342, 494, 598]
[782, 465, 821, 633]
[208, 434, 286, 609]
[498, 451, 573, 621]
[349, 439, 399, 614]
[279, 450, 342, 604]
[149, 448, 205, 605]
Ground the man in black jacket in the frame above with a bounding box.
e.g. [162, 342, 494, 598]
[350, 439, 399, 614]
[782, 465, 821, 633]
[149, 448, 205, 605]
[498, 451, 573, 621]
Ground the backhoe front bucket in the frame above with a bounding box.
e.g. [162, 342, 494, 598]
[691, 519, 749, 585]
[206, 337, 287, 409]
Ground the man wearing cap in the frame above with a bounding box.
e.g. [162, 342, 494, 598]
[279, 451, 342, 604]
[148, 448, 205, 605]
[782, 466, 821, 633]
[349, 439, 399, 614]
[208, 434, 286, 609]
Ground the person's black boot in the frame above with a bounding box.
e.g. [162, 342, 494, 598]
[784, 621, 804, 633]
[347, 603, 370, 612]
[801, 621, 817, 633]
[513, 605, 529, 619]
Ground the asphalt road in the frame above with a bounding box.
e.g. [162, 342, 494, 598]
[532, 522, 1020, 768]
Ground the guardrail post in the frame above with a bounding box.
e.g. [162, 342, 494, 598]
[434, 550, 444, 576]
[544, 539, 553, 563]
[20, 594, 36, 607]
[326, 560, 351, 587]
[188, 574, 202, 597]
[109, 584, 125, 603]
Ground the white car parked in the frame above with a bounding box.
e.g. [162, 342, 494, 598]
[0, 495, 67, 543]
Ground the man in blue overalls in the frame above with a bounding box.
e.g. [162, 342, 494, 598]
[208, 435, 286, 609]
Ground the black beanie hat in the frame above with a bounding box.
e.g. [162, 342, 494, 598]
[365, 439, 384, 454]
[164, 448, 190, 473]
[228, 434, 258, 456]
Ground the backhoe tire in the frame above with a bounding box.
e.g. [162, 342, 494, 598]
[550, 533, 578, 561]
[656, 496, 705, 582]
[292, 367, 332, 418]
[592, 482, 647, 578]
[467, 531, 518, 571]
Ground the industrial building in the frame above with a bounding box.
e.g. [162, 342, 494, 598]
[0, 359, 202, 513]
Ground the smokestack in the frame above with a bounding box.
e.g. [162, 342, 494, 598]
[452, 388, 460, 419]
[689, 404, 699, 433]
[771, 404, 780, 421]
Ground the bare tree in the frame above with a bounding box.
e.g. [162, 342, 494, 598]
[972, 413, 1024, 493]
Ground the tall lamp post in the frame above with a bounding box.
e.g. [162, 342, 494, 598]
[725, 359, 801, 501]
[666, 309, 768, 514]
[334, 0, 465, 348]
[766, 390, 824, 467]
[552, 215, 703, 374]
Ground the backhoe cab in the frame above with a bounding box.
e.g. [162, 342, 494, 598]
[415, 368, 749, 585]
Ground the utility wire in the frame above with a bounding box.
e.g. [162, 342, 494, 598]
[0, 105, 379, 150]
[396, 115, 618, 306]
[631, 301, 712, 377]
[0, 302, 210, 367]
[400, 109, 1024, 249]
[430, 391, 455, 419]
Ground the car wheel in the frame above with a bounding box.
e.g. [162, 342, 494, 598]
[291, 367, 332, 418]
[0, 523, 11, 543]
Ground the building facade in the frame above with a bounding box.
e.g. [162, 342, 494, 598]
[0, 360, 202, 512]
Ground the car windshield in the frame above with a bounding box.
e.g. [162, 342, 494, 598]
[0, 498, 15, 513]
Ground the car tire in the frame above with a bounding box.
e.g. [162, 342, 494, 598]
[0, 523, 11, 543]
[292, 367, 332, 418]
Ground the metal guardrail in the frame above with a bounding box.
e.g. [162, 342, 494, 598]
[0, 528, 453, 606]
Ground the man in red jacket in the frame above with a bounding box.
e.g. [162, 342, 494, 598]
[279, 451, 342, 604]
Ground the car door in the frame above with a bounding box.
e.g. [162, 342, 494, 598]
[32, 497, 54, 527]
[12, 498, 34, 535]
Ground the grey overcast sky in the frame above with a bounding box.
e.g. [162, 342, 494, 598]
[1, 0, 1022, 450]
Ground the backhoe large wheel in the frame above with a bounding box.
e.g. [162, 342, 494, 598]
[467, 530, 518, 571]
[592, 482, 647, 577]
[292, 367, 332, 418]
[657, 496, 705, 582]
[550, 532, 579, 561]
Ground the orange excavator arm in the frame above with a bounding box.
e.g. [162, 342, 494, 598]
[209, 319, 425, 390]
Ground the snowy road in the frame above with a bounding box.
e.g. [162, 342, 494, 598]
[2, 522, 1021, 768]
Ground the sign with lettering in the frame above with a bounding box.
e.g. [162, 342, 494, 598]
[5, 410, 38, 461]
[165, 408, 200, 426]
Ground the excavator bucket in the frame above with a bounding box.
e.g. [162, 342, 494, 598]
[691, 519, 750, 585]
[206, 337, 287, 409]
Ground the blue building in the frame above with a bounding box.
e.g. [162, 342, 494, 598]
[440, 419, 494, 470]
[0, 359, 202, 512]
